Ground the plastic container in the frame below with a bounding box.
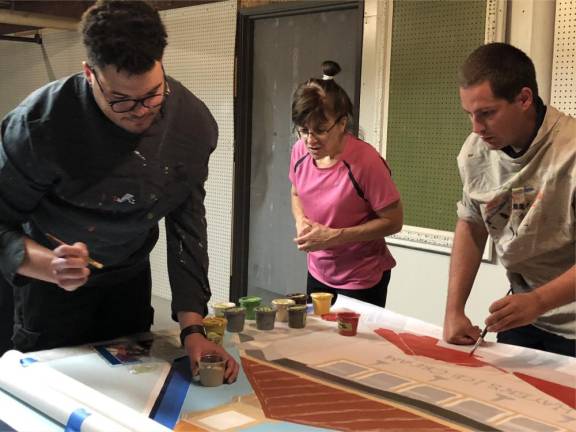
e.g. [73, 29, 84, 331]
[271, 298, 296, 322]
[202, 316, 227, 345]
[238, 296, 262, 320]
[212, 302, 236, 317]
[288, 305, 307, 329]
[224, 307, 246, 333]
[310, 292, 333, 315]
[337, 312, 360, 336]
[286, 293, 307, 305]
[255, 306, 277, 330]
[199, 353, 225, 387]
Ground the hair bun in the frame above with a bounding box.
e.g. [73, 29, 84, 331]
[321, 60, 341, 80]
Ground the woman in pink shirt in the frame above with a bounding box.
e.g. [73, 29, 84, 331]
[289, 61, 403, 307]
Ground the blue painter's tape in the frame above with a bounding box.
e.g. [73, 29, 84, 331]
[65, 408, 91, 432]
[19, 357, 38, 367]
[150, 356, 190, 429]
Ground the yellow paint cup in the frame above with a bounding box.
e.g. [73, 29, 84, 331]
[310, 292, 333, 315]
[202, 316, 227, 345]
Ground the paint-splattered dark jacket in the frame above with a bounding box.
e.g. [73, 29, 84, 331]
[0, 73, 216, 316]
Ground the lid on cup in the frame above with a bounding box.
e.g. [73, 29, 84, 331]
[288, 305, 307, 312]
[239, 296, 262, 304]
[310, 292, 333, 300]
[272, 298, 296, 306]
[224, 307, 245, 315]
[286, 293, 307, 299]
[203, 316, 227, 326]
[255, 305, 274, 313]
[213, 302, 236, 309]
[337, 312, 360, 319]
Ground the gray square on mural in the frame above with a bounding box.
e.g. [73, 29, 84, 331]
[358, 372, 410, 390]
[450, 400, 504, 422]
[498, 416, 561, 432]
[401, 385, 457, 403]
[317, 361, 371, 377]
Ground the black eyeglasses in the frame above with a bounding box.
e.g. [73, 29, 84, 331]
[297, 116, 343, 139]
[89, 65, 170, 113]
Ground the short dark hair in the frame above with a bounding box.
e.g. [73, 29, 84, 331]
[459, 43, 538, 102]
[81, 0, 167, 74]
[292, 60, 353, 129]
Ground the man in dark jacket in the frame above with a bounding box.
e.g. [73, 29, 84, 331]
[0, 0, 238, 382]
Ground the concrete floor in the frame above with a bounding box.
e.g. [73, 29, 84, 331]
[151, 295, 179, 331]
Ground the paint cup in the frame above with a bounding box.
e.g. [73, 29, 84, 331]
[288, 305, 307, 329]
[337, 312, 360, 336]
[212, 302, 236, 317]
[238, 296, 262, 320]
[255, 306, 277, 330]
[286, 293, 308, 305]
[271, 298, 296, 322]
[198, 353, 225, 387]
[202, 316, 227, 345]
[224, 307, 246, 333]
[310, 292, 333, 315]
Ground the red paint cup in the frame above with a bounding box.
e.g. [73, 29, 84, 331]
[337, 312, 360, 336]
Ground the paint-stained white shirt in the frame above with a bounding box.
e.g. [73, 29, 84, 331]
[457, 106, 576, 339]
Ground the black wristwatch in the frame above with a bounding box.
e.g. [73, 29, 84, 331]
[180, 324, 207, 346]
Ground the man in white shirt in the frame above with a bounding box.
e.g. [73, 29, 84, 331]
[443, 43, 575, 357]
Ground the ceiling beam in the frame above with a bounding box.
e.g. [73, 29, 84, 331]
[0, 9, 79, 31]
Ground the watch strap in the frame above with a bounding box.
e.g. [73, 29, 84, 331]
[180, 324, 207, 346]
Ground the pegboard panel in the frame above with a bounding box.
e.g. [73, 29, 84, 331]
[551, 0, 576, 116]
[385, 0, 486, 232]
[150, 0, 236, 306]
[0, 29, 84, 119]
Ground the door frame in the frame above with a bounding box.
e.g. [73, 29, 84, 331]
[231, 0, 364, 303]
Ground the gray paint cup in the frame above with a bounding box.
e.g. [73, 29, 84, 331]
[255, 306, 277, 330]
[199, 353, 225, 387]
[288, 305, 307, 328]
[224, 307, 246, 332]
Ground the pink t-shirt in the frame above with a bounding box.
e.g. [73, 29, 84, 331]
[289, 134, 400, 289]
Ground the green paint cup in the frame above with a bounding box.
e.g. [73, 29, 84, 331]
[238, 296, 262, 320]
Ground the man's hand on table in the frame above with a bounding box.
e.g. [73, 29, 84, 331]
[443, 313, 481, 345]
[183, 333, 239, 384]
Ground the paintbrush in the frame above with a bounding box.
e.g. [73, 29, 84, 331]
[45, 233, 104, 269]
[468, 327, 488, 356]
[469, 288, 513, 356]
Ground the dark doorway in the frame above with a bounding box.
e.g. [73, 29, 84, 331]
[232, 1, 364, 304]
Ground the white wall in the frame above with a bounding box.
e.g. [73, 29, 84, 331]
[359, 0, 556, 337]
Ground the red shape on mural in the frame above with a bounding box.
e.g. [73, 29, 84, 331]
[375, 328, 575, 410]
[514, 372, 576, 410]
[375, 328, 488, 367]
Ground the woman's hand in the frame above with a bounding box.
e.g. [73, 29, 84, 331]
[294, 217, 343, 252]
